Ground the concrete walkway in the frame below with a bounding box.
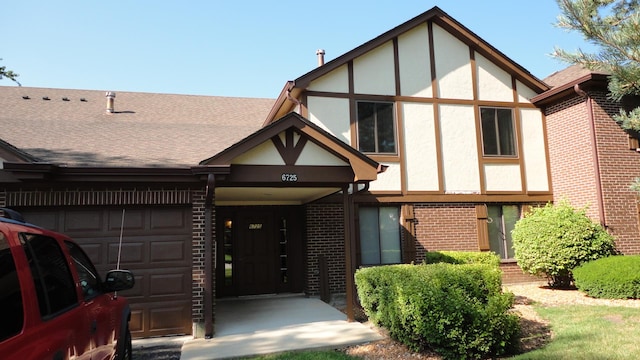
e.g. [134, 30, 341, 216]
[180, 295, 383, 359]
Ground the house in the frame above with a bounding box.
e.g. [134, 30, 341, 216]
[533, 65, 640, 255]
[4, 6, 624, 339]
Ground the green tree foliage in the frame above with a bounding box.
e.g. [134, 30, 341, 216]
[553, 0, 640, 128]
[511, 201, 617, 288]
[0, 59, 20, 86]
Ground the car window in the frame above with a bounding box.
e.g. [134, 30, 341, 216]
[65, 241, 102, 299]
[20, 233, 77, 318]
[0, 231, 24, 342]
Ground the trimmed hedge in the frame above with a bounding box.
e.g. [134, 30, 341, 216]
[423, 250, 501, 268]
[355, 263, 519, 360]
[573, 255, 640, 299]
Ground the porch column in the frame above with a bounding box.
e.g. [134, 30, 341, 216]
[343, 185, 356, 321]
[204, 174, 215, 337]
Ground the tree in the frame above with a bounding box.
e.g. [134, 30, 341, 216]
[553, 0, 640, 129]
[0, 58, 20, 86]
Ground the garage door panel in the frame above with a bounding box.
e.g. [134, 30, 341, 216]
[18, 206, 193, 338]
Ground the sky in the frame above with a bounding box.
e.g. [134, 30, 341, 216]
[1, 1, 595, 99]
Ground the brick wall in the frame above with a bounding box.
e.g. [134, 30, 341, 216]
[305, 203, 346, 296]
[413, 203, 479, 262]
[191, 190, 206, 335]
[545, 91, 640, 254]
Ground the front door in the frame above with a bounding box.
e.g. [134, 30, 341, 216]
[216, 206, 304, 297]
[236, 212, 276, 295]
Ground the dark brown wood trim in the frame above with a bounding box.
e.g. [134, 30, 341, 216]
[428, 21, 438, 99]
[223, 164, 356, 184]
[354, 192, 553, 203]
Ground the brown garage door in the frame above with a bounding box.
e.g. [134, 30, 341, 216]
[19, 206, 193, 338]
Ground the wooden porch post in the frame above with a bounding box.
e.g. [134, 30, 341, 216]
[343, 185, 355, 322]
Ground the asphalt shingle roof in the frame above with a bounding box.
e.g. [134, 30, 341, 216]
[0, 86, 275, 167]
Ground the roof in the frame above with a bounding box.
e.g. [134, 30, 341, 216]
[532, 65, 610, 106]
[267, 6, 550, 122]
[0, 86, 275, 167]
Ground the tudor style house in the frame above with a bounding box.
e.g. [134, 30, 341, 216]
[1, 6, 637, 340]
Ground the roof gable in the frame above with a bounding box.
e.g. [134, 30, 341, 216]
[201, 112, 380, 182]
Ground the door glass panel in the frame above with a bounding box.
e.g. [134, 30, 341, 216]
[223, 218, 233, 286]
[379, 207, 401, 264]
[279, 217, 288, 284]
[359, 207, 380, 264]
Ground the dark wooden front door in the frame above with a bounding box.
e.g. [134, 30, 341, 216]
[236, 212, 276, 295]
[217, 206, 304, 297]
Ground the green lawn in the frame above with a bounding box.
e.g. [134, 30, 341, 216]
[246, 304, 640, 360]
[511, 305, 640, 359]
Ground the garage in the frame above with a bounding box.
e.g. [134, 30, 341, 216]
[19, 205, 193, 338]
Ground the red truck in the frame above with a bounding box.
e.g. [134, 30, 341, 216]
[0, 208, 135, 360]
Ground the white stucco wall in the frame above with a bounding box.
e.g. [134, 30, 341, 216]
[484, 163, 522, 191]
[432, 24, 473, 100]
[353, 41, 396, 96]
[439, 104, 480, 192]
[307, 96, 351, 145]
[476, 53, 513, 102]
[398, 23, 432, 98]
[233, 140, 285, 165]
[308, 65, 349, 93]
[516, 80, 538, 103]
[297, 140, 349, 166]
[403, 102, 439, 191]
[521, 108, 549, 192]
[368, 162, 402, 191]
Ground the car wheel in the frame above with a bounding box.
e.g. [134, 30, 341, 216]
[116, 327, 132, 360]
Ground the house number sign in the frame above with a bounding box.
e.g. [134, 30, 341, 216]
[248, 223, 263, 230]
[281, 173, 298, 182]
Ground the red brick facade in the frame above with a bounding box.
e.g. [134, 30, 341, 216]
[545, 90, 640, 254]
[305, 203, 346, 295]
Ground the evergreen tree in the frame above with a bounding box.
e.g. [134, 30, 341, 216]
[0, 59, 20, 86]
[553, 0, 640, 130]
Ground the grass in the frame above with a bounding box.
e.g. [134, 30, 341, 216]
[246, 304, 640, 360]
[511, 305, 640, 359]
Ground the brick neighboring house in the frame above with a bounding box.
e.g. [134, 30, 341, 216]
[533, 65, 640, 255]
[6, 6, 636, 340]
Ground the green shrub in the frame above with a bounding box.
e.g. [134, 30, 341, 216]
[424, 250, 501, 268]
[355, 263, 519, 360]
[573, 255, 640, 299]
[511, 201, 617, 288]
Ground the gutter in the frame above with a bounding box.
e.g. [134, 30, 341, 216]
[574, 84, 607, 227]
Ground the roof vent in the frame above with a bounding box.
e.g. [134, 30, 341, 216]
[42, 96, 50, 101]
[80, 98, 87, 102]
[22, 96, 29, 100]
[62, 97, 70, 101]
[316, 49, 325, 67]
[105, 91, 116, 113]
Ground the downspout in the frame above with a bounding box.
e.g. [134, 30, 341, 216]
[574, 84, 607, 226]
[204, 173, 215, 338]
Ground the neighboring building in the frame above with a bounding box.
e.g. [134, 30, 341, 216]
[533, 65, 640, 255]
[4, 6, 633, 340]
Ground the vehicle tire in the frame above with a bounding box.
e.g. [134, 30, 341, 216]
[116, 327, 132, 360]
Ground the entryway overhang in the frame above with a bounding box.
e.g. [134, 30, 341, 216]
[199, 112, 382, 205]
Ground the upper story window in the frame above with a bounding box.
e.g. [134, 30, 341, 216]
[357, 101, 397, 154]
[480, 107, 516, 157]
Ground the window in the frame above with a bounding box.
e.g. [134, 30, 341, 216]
[21, 233, 77, 318]
[480, 107, 516, 156]
[487, 205, 520, 260]
[359, 207, 401, 265]
[0, 232, 23, 341]
[66, 241, 101, 299]
[357, 101, 396, 154]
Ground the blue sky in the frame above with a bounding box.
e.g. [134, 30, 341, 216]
[2, 1, 593, 99]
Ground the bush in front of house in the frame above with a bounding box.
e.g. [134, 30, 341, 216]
[511, 201, 617, 288]
[423, 250, 501, 268]
[355, 263, 519, 360]
[573, 255, 640, 299]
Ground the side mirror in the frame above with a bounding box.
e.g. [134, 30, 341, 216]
[103, 270, 135, 292]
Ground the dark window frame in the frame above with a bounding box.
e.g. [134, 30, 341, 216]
[480, 107, 517, 157]
[487, 204, 521, 260]
[356, 101, 398, 155]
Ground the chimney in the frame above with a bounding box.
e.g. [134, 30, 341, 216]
[316, 49, 325, 67]
[105, 91, 116, 114]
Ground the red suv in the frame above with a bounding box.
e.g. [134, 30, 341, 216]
[0, 208, 135, 360]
